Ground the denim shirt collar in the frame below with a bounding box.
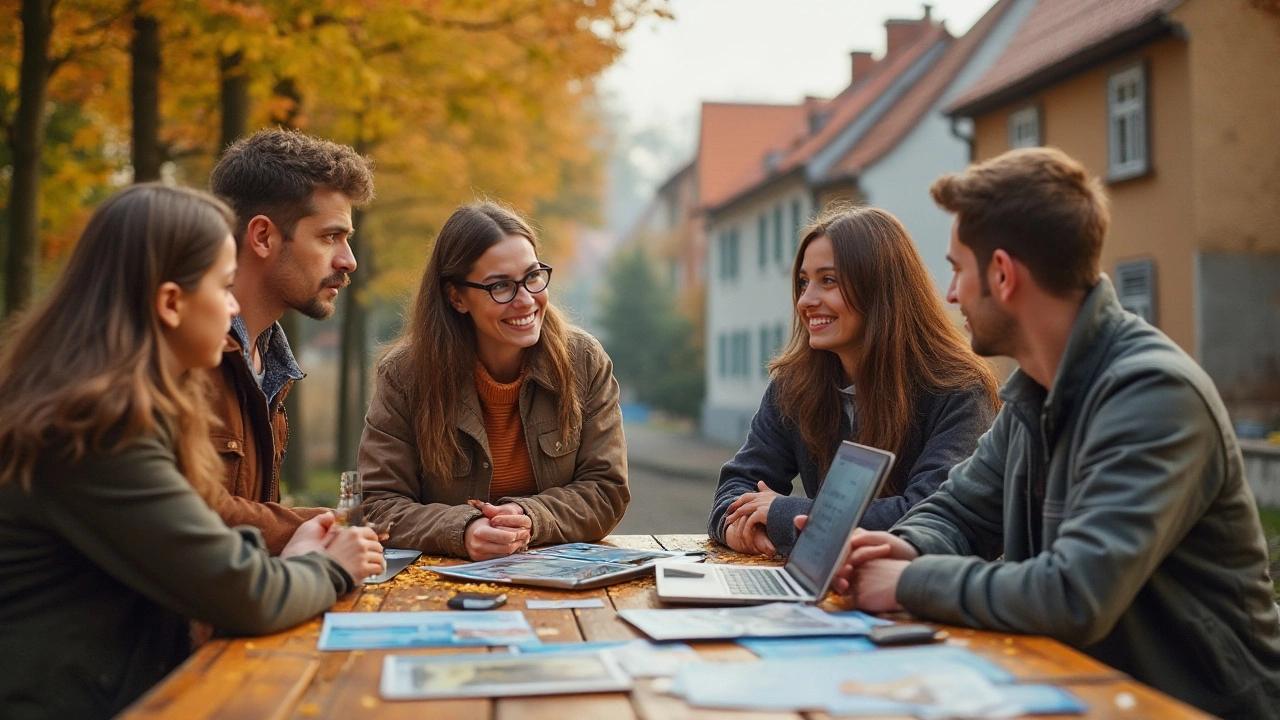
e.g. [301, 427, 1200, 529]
[229, 316, 304, 405]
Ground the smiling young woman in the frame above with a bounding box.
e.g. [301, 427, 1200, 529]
[0, 185, 383, 720]
[360, 201, 629, 561]
[708, 205, 1000, 558]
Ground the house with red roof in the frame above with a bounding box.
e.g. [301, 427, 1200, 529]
[700, 2, 1031, 444]
[946, 0, 1280, 427]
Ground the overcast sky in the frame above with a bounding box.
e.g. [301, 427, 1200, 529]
[599, 0, 1000, 192]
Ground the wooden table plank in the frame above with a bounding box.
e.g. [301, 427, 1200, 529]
[601, 534, 667, 550]
[122, 640, 230, 719]
[295, 649, 490, 720]
[497, 693, 637, 720]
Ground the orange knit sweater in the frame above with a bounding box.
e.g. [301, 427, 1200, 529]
[474, 364, 537, 503]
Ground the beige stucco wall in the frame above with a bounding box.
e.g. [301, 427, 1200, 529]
[971, 37, 1197, 355]
[1171, 0, 1280, 254]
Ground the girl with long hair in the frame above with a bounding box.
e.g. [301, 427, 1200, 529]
[709, 206, 999, 557]
[0, 185, 384, 720]
[361, 201, 628, 560]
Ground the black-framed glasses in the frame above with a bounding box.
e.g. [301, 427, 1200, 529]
[455, 263, 553, 304]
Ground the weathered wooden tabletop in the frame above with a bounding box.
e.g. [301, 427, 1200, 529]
[120, 534, 1212, 720]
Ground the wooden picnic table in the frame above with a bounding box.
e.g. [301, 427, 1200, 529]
[120, 534, 1212, 720]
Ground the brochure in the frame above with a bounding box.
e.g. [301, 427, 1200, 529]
[363, 548, 422, 585]
[430, 542, 703, 589]
[666, 647, 1085, 717]
[513, 639, 700, 678]
[317, 610, 540, 651]
[618, 602, 874, 642]
[380, 651, 632, 700]
[737, 635, 877, 658]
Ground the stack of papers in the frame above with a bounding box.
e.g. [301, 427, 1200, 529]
[379, 640, 700, 700]
[381, 651, 630, 700]
[317, 611, 540, 651]
[664, 646, 1087, 718]
[430, 543, 702, 589]
[618, 602, 874, 641]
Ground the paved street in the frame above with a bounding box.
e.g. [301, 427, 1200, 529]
[613, 421, 739, 535]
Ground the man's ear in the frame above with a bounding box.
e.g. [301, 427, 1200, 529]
[445, 283, 468, 314]
[988, 249, 1019, 304]
[244, 215, 278, 260]
[156, 281, 184, 330]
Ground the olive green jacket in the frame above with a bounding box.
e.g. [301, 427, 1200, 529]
[361, 328, 629, 558]
[0, 428, 354, 720]
[892, 277, 1280, 719]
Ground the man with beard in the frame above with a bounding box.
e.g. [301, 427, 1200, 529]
[816, 147, 1280, 719]
[206, 130, 375, 554]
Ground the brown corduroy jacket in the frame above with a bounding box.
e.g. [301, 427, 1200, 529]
[203, 332, 326, 555]
[360, 328, 630, 558]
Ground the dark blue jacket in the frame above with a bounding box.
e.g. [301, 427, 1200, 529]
[707, 379, 996, 556]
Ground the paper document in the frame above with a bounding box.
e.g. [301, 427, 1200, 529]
[318, 610, 540, 651]
[619, 602, 873, 641]
[380, 651, 631, 700]
[430, 542, 702, 589]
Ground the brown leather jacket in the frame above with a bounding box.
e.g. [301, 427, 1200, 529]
[360, 328, 630, 558]
[203, 332, 325, 555]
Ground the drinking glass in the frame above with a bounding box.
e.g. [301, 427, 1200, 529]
[334, 471, 364, 528]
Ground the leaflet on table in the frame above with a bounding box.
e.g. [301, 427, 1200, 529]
[380, 650, 631, 700]
[737, 635, 877, 658]
[317, 610, 540, 651]
[513, 639, 699, 678]
[663, 647, 1086, 717]
[618, 602, 875, 642]
[429, 542, 702, 589]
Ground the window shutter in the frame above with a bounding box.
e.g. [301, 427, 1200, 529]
[1116, 259, 1156, 324]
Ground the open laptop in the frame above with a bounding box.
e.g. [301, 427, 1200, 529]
[657, 441, 895, 605]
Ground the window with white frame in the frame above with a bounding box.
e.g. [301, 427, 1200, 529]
[1108, 65, 1148, 180]
[1115, 258, 1156, 324]
[1007, 105, 1040, 148]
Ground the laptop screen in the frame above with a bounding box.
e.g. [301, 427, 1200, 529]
[784, 442, 892, 595]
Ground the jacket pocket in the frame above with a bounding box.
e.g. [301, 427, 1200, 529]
[538, 429, 579, 458]
[210, 433, 244, 494]
[537, 428, 579, 487]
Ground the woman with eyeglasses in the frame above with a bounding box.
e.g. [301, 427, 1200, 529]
[360, 201, 629, 560]
[709, 205, 1000, 558]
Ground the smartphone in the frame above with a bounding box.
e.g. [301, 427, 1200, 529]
[446, 592, 508, 611]
[868, 623, 945, 646]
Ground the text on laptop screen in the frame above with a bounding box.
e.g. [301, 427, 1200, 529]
[785, 446, 886, 593]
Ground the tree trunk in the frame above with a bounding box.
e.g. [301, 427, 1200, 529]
[336, 206, 370, 470]
[278, 309, 308, 492]
[271, 77, 302, 130]
[4, 0, 55, 317]
[130, 11, 162, 182]
[218, 50, 249, 152]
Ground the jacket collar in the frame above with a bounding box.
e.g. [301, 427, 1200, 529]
[227, 317, 304, 404]
[999, 275, 1126, 425]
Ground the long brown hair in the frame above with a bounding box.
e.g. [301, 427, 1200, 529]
[770, 205, 999, 485]
[0, 184, 235, 503]
[384, 201, 580, 482]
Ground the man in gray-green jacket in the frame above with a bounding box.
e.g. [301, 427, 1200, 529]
[825, 147, 1280, 719]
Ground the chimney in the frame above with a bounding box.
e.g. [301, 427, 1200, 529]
[885, 4, 935, 58]
[849, 51, 876, 85]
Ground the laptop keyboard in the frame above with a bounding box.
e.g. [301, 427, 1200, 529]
[722, 567, 798, 596]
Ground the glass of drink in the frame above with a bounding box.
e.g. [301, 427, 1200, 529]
[334, 471, 364, 528]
